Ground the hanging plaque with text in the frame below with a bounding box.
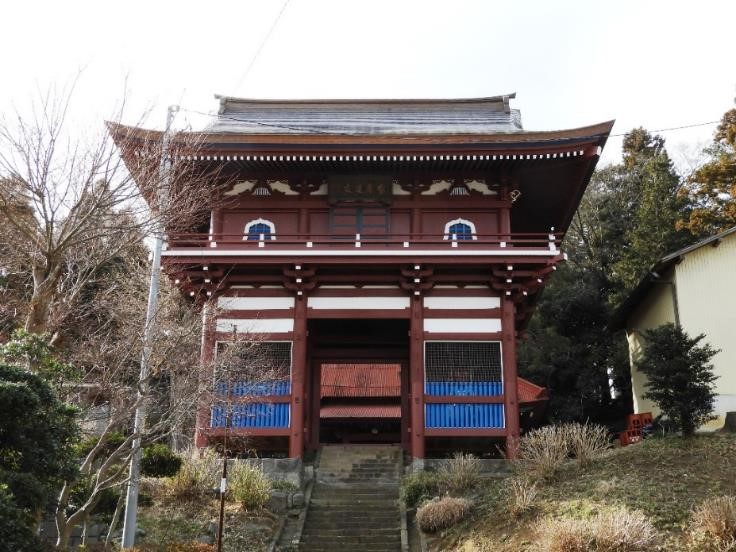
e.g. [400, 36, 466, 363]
[327, 175, 393, 204]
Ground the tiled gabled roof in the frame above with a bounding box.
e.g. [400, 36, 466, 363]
[209, 95, 523, 136]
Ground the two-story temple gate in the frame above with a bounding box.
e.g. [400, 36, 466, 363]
[110, 94, 612, 460]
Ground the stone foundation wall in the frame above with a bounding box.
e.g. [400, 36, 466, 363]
[233, 457, 304, 488]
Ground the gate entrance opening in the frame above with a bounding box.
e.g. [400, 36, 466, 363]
[306, 319, 409, 448]
[319, 363, 402, 444]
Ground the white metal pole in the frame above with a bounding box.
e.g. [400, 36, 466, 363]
[121, 105, 179, 549]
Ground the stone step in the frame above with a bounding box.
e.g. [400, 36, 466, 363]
[303, 524, 400, 532]
[300, 445, 402, 552]
[307, 504, 399, 523]
[302, 527, 400, 535]
[300, 545, 401, 552]
[310, 486, 397, 495]
[301, 536, 401, 544]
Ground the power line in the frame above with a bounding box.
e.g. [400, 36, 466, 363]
[609, 120, 720, 138]
[182, 105, 722, 141]
[232, 0, 292, 93]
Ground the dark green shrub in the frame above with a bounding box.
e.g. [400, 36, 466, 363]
[638, 323, 719, 436]
[141, 443, 182, 478]
[67, 478, 119, 517]
[74, 431, 126, 460]
[401, 471, 442, 509]
[0, 484, 44, 552]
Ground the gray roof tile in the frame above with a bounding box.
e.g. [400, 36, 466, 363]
[207, 95, 523, 135]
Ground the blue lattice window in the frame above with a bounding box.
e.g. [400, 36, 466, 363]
[444, 218, 477, 240]
[244, 219, 276, 241]
[448, 223, 473, 240]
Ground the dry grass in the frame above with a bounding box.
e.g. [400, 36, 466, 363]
[518, 426, 569, 480]
[228, 462, 271, 510]
[564, 422, 612, 468]
[164, 447, 220, 500]
[416, 496, 473, 533]
[429, 435, 736, 551]
[689, 496, 736, 551]
[535, 508, 657, 552]
[438, 453, 483, 494]
[535, 517, 589, 552]
[507, 477, 538, 517]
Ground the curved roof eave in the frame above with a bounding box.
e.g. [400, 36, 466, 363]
[107, 120, 615, 150]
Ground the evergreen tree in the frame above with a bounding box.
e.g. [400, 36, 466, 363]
[637, 323, 719, 436]
[611, 128, 692, 298]
[518, 265, 632, 424]
[520, 127, 697, 424]
[678, 109, 736, 236]
[0, 364, 78, 547]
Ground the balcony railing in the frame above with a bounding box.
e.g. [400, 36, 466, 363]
[164, 232, 562, 253]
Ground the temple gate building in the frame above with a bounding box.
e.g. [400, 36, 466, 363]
[111, 95, 612, 460]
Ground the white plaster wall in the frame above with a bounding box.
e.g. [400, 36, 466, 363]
[217, 297, 295, 310]
[423, 318, 502, 333]
[308, 296, 410, 310]
[424, 296, 500, 309]
[216, 318, 294, 334]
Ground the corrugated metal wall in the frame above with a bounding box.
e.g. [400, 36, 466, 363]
[211, 379, 291, 428]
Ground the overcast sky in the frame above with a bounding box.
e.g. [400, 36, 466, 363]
[3, 0, 734, 166]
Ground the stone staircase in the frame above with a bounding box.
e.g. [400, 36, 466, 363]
[299, 444, 403, 551]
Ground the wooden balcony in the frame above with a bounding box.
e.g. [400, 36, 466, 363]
[162, 232, 562, 260]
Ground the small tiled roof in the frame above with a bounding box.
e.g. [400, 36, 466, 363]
[518, 377, 549, 402]
[320, 404, 401, 419]
[208, 95, 523, 136]
[321, 364, 401, 398]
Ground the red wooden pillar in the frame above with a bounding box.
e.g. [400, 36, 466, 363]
[289, 296, 307, 458]
[400, 360, 410, 453]
[195, 301, 215, 448]
[502, 295, 520, 458]
[308, 361, 322, 451]
[409, 295, 425, 459]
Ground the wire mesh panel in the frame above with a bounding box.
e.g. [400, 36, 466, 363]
[211, 341, 292, 429]
[424, 341, 503, 396]
[214, 341, 292, 396]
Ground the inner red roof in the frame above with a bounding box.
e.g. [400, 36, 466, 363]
[319, 363, 547, 403]
[321, 364, 401, 398]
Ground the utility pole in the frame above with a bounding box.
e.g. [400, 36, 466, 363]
[121, 104, 179, 549]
